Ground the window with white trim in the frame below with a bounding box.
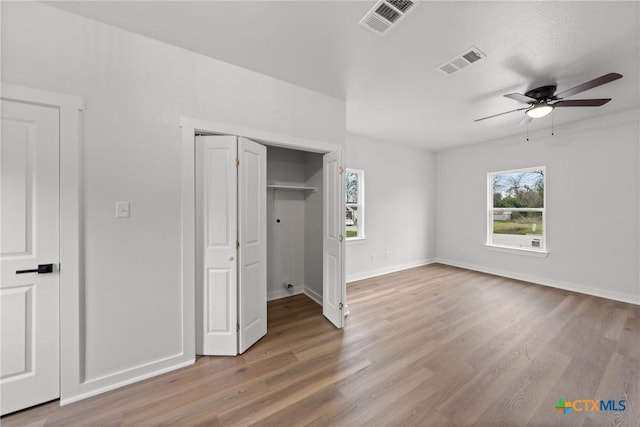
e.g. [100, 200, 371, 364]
[346, 169, 365, 240]
[488, 167, 545, 251]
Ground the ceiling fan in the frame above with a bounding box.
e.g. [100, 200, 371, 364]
[475, 72, 623, 125]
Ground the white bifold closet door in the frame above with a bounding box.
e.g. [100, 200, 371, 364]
[196, 135, 346, 356]
[196, 135, 267, 356]
[322, 150, 345, 328]
[237, 137, 267, 353]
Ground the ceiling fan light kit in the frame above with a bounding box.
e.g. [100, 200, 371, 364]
[525, 103, 554, 119]
[475, 72, 623, 124]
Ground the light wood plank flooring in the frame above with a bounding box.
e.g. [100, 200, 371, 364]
[3, 264, 639, 426]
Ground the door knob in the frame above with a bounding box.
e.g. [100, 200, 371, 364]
[16, 264, 54, 275]
[228, 256, 235, 261]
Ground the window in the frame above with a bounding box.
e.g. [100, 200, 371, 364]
[488, 167, 545, 252]
[346, 169, 365, 240]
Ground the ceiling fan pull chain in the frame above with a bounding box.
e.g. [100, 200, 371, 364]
[551, 111, 555, 136]
[526, 123, 529, 142]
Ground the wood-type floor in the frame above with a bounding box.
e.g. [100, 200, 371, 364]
[3, 264, 639, 426]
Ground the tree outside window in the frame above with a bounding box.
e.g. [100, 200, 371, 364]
[346, 169, 364, 239]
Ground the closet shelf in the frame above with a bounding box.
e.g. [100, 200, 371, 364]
[267, 184, 317, 193]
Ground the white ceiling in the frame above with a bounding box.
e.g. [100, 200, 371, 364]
[50, 1, 640, 151]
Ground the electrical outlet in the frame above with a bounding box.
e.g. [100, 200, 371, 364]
[115, 201, 130, 218]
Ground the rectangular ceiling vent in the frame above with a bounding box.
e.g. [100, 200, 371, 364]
[437, 46, 486, 76]
[359, 0, 418, 36]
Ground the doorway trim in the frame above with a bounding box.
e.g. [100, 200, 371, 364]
[179, 116, 343, 356]
[1, 83, 83, 403]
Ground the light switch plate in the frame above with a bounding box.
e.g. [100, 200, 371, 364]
[115, 201, 130, 218]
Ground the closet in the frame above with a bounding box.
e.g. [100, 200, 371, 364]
[194, 135, 344, 357]
[266, 146, 323, 303]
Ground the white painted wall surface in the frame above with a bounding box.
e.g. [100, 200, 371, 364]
[304, 152, 324, 301]
[436, 109, 640, 303]
[1, 1, 345, 401]
[345, 134, 436, 282]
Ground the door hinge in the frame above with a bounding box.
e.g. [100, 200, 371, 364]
[237, 323, 240, 332]
[339, 302, 344, 309]
[236, 158, 240, 167]
[339, 166, 344, 175]
[236, 240, 240, 249]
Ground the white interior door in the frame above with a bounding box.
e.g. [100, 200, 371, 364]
[195, 135, 238, 355]
[1, 100, 60, 415]
[238, 137, 267, 353]
[322, 150, 345, 328]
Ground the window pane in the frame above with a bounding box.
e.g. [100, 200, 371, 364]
[492, 210, 543, 248]
[346, 205, 359, 238]
[346, 172, 358, 204]
[492, 170, 544, 208]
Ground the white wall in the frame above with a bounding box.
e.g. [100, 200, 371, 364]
[436, 109, 640, 304]
[1, 1, 345, 401]
[304, 152, 324, 301]
[345, 133, 436, 282]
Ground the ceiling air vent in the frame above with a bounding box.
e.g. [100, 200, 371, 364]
[359, 0, 418, 36]
[437, 46, 487, 76]
[388, 0, 413, 13]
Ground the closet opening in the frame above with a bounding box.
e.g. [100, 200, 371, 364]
[265, 146, 324, 306]
[180, 117, 346, 358]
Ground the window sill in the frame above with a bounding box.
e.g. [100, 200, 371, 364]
[485, 243, 549, 258]
[346, 237, 366, 246]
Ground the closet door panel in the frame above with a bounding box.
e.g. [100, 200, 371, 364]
[238, 137, 267, 354]
[323, 150, 345, 328]
[196, 135, 238, 355]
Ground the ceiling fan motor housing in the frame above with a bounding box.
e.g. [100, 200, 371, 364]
[524, 85, 558, 102]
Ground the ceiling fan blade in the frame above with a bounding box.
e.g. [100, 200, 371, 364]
[504, 93, 537, 103]
[555, 73, 622, 98]
[519, 115, 533, 125]
[553, 98, 611, 107]
[475, 107, 528, 122]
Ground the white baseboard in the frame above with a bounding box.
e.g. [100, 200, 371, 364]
[267, 285, 303, 301]
[436, 258, 640, 305]
[304, 286, 322, 306]
[60, 358, 195, 406]
[268, 284, 322, 306]
[346, 259, 436, 283]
